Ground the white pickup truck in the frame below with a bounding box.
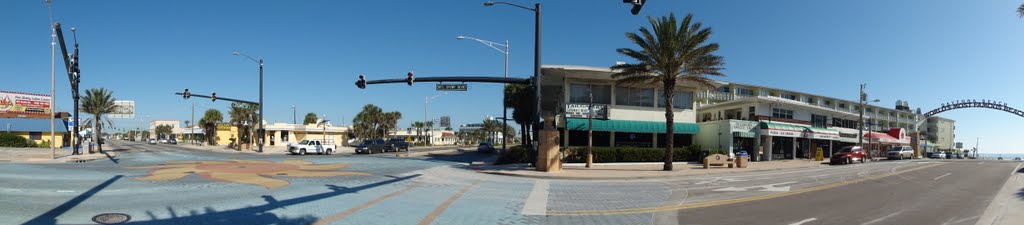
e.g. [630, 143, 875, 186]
[287, 139, 336, 155]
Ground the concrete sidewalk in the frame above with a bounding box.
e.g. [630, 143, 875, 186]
[474, 159, 831, 180]
[976, 162, 1024, 225]
[0, 147, 118, 163]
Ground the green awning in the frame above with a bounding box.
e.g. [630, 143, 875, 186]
[566, 118, 699, 134]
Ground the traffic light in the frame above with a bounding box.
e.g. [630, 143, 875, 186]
[406, 72, 414, 86]
[356, 75, 367, 89]
[211, 92, 217, 102]
[183, 88, 191, 99]
[625, 0, 645, 15]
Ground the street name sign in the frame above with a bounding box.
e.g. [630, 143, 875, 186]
[436, 84, 468, 91]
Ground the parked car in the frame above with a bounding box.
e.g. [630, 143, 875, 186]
[931, 152, 946, 159]
[159, 139, 168, 144]
[886, 146, 914, 160]
[288, 139, 336, 155]
[997, 157, 1004, 160]
[831, 146, 866, 165]
[167, 139, 177, 145]
[385, 138, 410, 152]
[945, 153, 953, 159]
[1014, 157, 1021, 161]
[148, 138, 157, 145]
[355, 139, 387, 154]
[477, 142, 496, 153]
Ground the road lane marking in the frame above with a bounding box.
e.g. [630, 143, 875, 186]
[56, 190, 75, 193]
[417, 181, 479, 225]
[861, 209, 904, 225]
[789, 217, 817, 225]
[978, 162, 984, 165]
[312, 183, 421, 225]
[713, 181, 797, 192]
[933, 173, 952, 180]
[546, 163, 943, 216]
[521, 180, 549, 216]
[1012, 163, 1022, 176]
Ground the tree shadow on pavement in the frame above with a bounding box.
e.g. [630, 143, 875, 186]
[123, 174, 422, 225]
[23, 175, 124, 225]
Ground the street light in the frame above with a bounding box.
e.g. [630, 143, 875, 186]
[233, 51, 264, 153]
[457, 35, 509, 153]
[484, 1, 541, 166]
[858, 83, 880, 161]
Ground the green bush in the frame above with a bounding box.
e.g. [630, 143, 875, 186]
[0, 133, 32, 148]
[495, 145, 531, 165]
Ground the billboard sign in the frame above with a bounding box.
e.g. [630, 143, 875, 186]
[0, 91, 51, 115]
[565, 103, 609, 119]
[440, 116, 451, 128]
[110, 100, 135, 119]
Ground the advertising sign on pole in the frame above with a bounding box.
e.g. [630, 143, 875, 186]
[564, 104, 608, 119]
[109, 100, 135, 119]
[0, 91, 52, 116]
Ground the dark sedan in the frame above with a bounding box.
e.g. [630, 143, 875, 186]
[355, 139, 386, 154]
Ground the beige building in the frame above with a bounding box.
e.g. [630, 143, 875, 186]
[391, 129, 458, 146]
[924, 117, 956, 151]
[541, 65, 701, 148]
[149, 120, 180, 140]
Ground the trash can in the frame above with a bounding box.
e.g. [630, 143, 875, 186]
[735, 151, 749, 168]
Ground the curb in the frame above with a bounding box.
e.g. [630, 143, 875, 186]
[475, 164, 831, 181]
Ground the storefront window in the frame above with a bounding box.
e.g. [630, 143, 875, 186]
[616, 86, 654, 107]
[657, 91, 693, 109]
[615, 132, 653, 147]
[569, 83, 611, 104]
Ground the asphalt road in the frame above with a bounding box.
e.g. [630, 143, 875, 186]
[1, 140, 1019, 225]
[669, 160, 1019, 225]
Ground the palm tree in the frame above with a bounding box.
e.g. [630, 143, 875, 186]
[504, 84, 534, 146]
[381, 112, 402, 138]
[424, 121, 435, 145]
[1018, 3, 1024, 18]
[155, 124, 174, 140]
[229, 103, 258, 149]
[354, 104, 384, 139]
[303, 113, 318, 125]
[481, 119, 501, 144]
[81, 88, 118, 153]
[411, 121, 425, 144]
[200, 109, 223, 145]
[612, 13, 726, 171]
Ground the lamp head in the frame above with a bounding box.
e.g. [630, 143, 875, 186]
[483, 2, 495, 6]
[232, 51, 241, 56]
[457, 36, 466, 40]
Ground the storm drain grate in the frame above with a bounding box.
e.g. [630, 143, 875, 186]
[92, 213, 131, 224]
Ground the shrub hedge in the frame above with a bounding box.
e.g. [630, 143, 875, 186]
[494, 145, 531, 165]
[0, 133, 33, 148]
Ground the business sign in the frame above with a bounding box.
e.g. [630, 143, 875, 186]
[440, 116, 451, 128]
[565, 103, 609, 119]
[109, 100, 135, 119]
[955, 142, 963, 149]
[761, 129, 840, 140]
[0, 91, 51, 115]
[436, 83, 468, 91]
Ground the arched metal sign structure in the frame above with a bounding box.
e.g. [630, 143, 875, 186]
[923, 100, 1023, 118]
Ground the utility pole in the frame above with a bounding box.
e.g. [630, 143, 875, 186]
[586, 85, 593, 168]
[858, 84, 865, 159]
[191, 102, 195, 145]
[47, 0, 56, 159]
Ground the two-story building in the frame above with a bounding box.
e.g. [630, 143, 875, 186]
[541, 65, 701, 148]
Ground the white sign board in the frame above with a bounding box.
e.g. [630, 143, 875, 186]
[565, 104, 608, 119]
[110, 100, 135, 119]
[0, 91, 51, 115]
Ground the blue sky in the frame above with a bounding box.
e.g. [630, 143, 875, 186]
[3, 0, 1023, 153]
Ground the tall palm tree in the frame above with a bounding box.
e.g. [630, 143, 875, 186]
[81, 88, 118, 153]
[612, 13, 726, 171]
[424, 121, 434, 145]
[228, 103, 258, 149]
[481, 119, 501, 144]
[381, 112, 402, 138]
[411, 121, 425, 143]
[504, 84, 534, 146]
[200, 109, 223, 145]
[1018, 3, 1024, 18]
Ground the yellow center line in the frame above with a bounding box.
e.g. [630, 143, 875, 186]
[546, 163, 943, 216]
[417, 180, 480, 225]
[312, 183, 422, 225]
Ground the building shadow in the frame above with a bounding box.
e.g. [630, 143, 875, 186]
[22, 175, 124, 225]
[123, 174, 422, 225]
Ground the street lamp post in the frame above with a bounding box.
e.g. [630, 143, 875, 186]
[234, 52, 264, 153]
[457, 35, 509, 153]
[292, 105, 297, 124]
[484, 1, 541, 166]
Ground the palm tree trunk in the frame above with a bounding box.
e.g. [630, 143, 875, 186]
[92, 116, 100, 153]
[663, 81, 676, 171]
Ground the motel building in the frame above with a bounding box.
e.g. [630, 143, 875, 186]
[540, 65, 701, 148]
[174, 121, 351, 148]
[694, 82, 918, 161]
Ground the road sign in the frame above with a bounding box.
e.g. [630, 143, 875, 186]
[436, 84, 468, 91]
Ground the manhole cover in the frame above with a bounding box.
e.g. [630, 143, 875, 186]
[92, 213, 131, 224]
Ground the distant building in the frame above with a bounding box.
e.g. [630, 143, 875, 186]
[924, 117, 956, 151]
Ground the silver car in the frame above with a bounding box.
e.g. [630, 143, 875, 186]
[886, 146, 913, 160]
